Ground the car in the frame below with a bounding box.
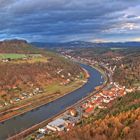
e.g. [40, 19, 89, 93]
[35, 133, 44, 140]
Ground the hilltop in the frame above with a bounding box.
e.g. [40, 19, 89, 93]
[0, 39, 39, 54]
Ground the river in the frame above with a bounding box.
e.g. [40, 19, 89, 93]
[0, 64, 104, 139]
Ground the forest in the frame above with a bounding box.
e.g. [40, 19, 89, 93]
[0, 40, 82, 105]
[49, 91, 140, 140]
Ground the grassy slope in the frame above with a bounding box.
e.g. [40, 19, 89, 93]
[0, 53, 26, 59]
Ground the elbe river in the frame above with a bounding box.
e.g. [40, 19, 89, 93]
[0, 64, 104, 139]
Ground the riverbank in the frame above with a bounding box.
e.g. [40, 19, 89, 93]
[0, 68, 87, 124]
[8, 64, 109, 140]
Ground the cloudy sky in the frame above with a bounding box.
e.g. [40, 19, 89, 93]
[0, 0, 140, 42]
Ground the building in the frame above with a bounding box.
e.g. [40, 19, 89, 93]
[47, 118, 68, 132]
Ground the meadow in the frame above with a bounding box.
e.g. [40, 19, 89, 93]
[0, 53, 26, 59]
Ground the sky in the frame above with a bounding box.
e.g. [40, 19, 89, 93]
[0, 0, 140, 42]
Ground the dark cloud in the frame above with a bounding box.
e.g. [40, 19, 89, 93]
[0, 0, 140, 42]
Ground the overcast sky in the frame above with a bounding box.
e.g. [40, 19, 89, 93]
[0, 0, 140, 42]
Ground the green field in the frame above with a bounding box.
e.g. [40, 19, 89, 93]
[0, 53, 42, 60]
[110, 47, 127, 50]
[0, 53, 26, 59]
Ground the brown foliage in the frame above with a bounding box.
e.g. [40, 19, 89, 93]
[56, 108, 140, 140]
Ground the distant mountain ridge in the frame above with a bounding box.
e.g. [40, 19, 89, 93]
[32, 41, 140, 48]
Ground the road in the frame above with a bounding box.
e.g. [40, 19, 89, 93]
[0, 64, 104, 140]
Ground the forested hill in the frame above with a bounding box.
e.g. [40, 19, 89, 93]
[0, 39, 40, 54]
[0, 40, 83, 105]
